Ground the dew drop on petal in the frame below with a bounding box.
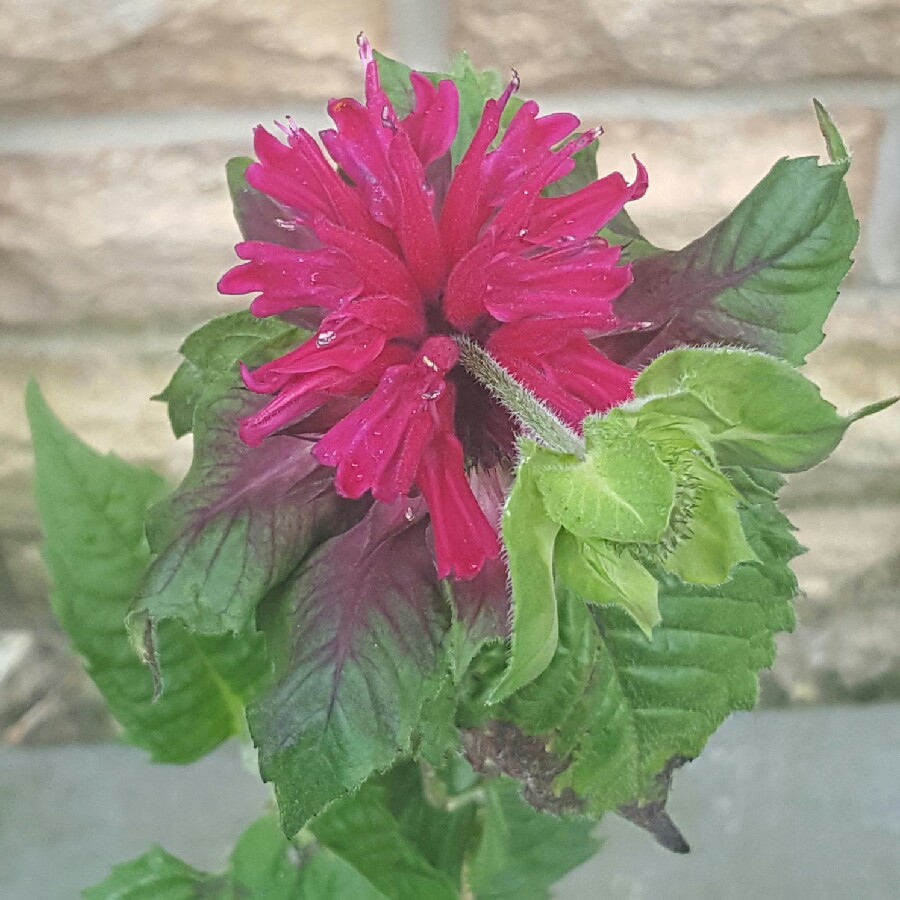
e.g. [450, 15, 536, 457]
[421, 388, 442, 401]
[460, 557, 481, 576]
[316, 329, 336, 347]
[404, 507, 415, 522]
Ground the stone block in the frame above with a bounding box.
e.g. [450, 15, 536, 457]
[457, 0, 900, 89]
[0, 0, 387, 114]
[0, 142, 246, 332]
[0, 630, 115, 745]
[0, 108, 882, 339]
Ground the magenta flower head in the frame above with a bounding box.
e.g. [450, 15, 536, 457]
[219, 38, 648, 583]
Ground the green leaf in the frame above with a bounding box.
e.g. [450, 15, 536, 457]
[600, 208, 664, 262]
[446, 52, 502, 166]
[371, 51, 418, 118]
[381, 760, 479, 884]
[497, 588, 643, 813]
[496, 585, 598, 736]
[555, 532, 660, 636]
[153, 362, 202, 440]
[227, 816, 304, 899]
[225, 156, 319, 248]
[154, 311, 304, 438]
[634, 347, 859, 472]
[542, 137, 598, 199]
[134, 377, 361, 637]
[489, 447, 561, 703]
[532, 416, 676, 543]
[813, 100, 849, 164]
[82, 847, 225, 899]
[373, 49, 505, 167]
[467, 776, 598, 900]
[27, 383, 268, 763]
[312, 776, 459, 900]
[613, 114, 858, 366]
[248, 502, 451, 837]
[83, 815, 312, 899]
[296, 848, 388, 899]
[496, 471, 799, 819]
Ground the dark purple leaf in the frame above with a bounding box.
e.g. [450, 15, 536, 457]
[608, 154, 856, 367]
[248, 499, 452, 837]
[134, 379, 365, 634]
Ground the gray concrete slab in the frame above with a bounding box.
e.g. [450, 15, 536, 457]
[1, 705, 898, 899]
[559, 704, 900, 899]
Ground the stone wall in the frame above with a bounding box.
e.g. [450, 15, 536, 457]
[1, 0, 898, 741]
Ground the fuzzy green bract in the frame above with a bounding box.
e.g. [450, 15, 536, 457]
[632, 347, 893, 471]
[554, 532, 661, 636]
[533, 418, 676, 543]
[481, 467, 801, 821]
[489, 448, 561, 703]
[497, 346, 884, 696]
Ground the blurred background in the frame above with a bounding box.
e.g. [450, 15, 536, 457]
[0, 1, 898, 897]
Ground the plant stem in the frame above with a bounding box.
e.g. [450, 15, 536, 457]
[454, 336, 585, 458]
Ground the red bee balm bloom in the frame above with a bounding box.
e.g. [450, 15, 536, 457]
[219, 41, 647, 581]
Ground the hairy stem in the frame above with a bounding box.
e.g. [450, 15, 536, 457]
[455, 336, 585, 458]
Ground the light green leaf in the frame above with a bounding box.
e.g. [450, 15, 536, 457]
[466, 774, 598, 900]
[373, 49, 506, 167]
[489, 446, 561, 703]
[153, 361, 202, 440]
[633, 347, 863, 472]
[297, 848, 388, 899]
[542, 137, 599, 199]
[446, 51, 503, 166]
[663, 459, 757, 585]
[27, 382, 268, 763]
[81, 847, 224, 899]
[228, 816, 304, 899]
[381, 760, 479, 885]
[371, 52, 418, 118]
[555, 532, 660, 636]
[312, 778, 459, 900]
[532, 415, 676, 543]
[83, 815, 314, 899]
[600, 208, 664, 261]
